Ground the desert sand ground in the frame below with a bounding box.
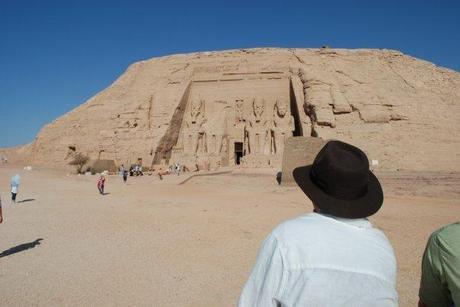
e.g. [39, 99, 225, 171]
[0, 165, 458, 306]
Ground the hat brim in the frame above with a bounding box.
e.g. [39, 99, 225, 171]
[293, 165, 383, 219]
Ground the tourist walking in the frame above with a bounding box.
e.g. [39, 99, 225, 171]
[123, 169, 128, 183]
[239, 141, 398, 306]
[419, 222, 460, 307]
[119, 164, 125, 178]
[10, 174, 20, 203]
[97, 173, 106, 195]
[119, 164, 128, 183]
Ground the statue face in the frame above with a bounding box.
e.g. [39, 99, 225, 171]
[253, 99, 264, 118]
[276, 100, 287, 117]
[236, 100, 243, 112]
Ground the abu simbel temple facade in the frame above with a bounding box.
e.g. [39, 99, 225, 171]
[166, 71, 299, 169]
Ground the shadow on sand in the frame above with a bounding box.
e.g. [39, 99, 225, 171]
[0, 238, 44, 258]
[17, 198, 36, 203]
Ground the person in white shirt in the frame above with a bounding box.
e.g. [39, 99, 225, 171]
[239, 141, 398, 307]
[11, 174, 20, 203]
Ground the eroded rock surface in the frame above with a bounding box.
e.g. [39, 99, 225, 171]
[23, 48, 460, 171]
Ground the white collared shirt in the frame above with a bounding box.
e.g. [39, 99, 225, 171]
[238, 213, 398, 307]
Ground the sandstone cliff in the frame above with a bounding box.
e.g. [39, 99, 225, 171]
[25, 48, 460, 171]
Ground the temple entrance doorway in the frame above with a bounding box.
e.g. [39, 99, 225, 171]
[234, 142, 243, 165]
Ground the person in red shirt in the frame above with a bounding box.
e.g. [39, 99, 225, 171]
[97, 174, 106, 195]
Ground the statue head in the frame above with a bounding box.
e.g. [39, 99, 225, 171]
[275, 99, 288, 117]
[252, 98, 265, 120]
[235, 99, 244, 120]
[236, 99, 244, 111]
[190, 99, 204, 122]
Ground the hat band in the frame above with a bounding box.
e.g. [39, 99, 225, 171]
[310, 168, 368, 201]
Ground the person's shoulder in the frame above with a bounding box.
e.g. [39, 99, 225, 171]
[437, 222, 460, 237]
[271, 213, 391, 247]
[429, 222, 460, 253]
[270, 213, 324, 241]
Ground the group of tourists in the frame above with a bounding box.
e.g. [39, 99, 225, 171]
[95, 163, 146, 195]
[238, 141, 459, 307]
[170, 163, 182, 176]
[130, 164, 143, 177]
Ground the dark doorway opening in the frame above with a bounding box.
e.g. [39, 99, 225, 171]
[235, 142, 243, 165]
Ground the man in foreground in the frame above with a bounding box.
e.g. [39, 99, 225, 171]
[239, 140, 398, 306]
[419, 222, 459, 307]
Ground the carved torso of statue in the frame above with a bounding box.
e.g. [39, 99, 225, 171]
[185, 99, 205, 130]
[234, 99, 245, 125]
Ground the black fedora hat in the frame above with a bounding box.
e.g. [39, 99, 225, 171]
[293, 140, 383, 219]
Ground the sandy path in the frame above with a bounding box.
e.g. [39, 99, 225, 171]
[0, 167, 458, 306]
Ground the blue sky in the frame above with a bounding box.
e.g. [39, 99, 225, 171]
[1, 0, 459, 147]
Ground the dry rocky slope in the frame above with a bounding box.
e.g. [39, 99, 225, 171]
[18, 48, 460, 171]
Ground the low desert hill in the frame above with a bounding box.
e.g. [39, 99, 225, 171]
[6, 48, 460, 171]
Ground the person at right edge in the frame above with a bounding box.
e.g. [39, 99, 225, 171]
[239, 140, 398, 306]
[419, 222, 460, 307]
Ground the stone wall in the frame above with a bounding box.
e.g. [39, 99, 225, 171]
[281, 137, 327, 185]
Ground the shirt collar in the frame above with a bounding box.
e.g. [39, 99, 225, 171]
[312, 212, 373, 229]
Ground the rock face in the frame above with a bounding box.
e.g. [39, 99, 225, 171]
[29, 48, 460, 171]
[281, 137, 327, 185]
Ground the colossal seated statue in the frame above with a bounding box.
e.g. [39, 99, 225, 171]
[272, 99, 294, 155]
[245, 98, 270, 155]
